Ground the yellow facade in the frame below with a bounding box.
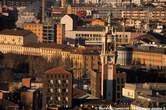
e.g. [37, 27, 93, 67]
[0, 43, 99, 79]
[132, 51, 166, 68]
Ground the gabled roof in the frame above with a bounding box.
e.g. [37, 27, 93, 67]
[45, 67, 71, 75]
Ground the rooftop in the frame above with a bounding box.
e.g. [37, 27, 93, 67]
[45, 67, 71, 75]
[24, 43, 100, 55]
[139, 32, 166, 45]
[0, 29, 33, 36]
[75, 26, 105, 32]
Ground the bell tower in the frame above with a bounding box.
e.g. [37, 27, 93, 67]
[100, 10, 117, 101]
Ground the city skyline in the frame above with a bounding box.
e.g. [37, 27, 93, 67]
[0, 0, 165, 110]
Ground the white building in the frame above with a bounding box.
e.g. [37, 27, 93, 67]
[60, 15, 74, 31]
[122, 83, 166, 99]
[65, 28, 106, 45]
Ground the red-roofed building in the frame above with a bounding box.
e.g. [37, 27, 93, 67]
[45, 67, 72, 108]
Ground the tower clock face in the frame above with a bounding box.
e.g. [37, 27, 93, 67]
[107, 56, 113, 63]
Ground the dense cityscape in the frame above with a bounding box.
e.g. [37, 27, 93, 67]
[0, 0, 166, 110]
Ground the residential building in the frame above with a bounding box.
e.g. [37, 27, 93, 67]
[43, 21, 56, 43]
[0, 34, 100, 79]
[89, 69, 101, 98]
[60, 14, 80, 31]
[21, 88, 43, 110]
[122, 83, 166, 100]
[23, 22, 43, 43]
[0, 29, 37, 46]
[61, 14, 141, 46]
[66, 4, 96, 15]
[117, 47, 133, 66]
[132, 46, 166, 69]
[65, 26, 106, 45]
[56, 24, 65, 45]
[44, 67, 72, 108]
[130, 95, 166, 110]
[1, 0, 34, 7]
[115, 71, 126, 101]
[112, 31, 142, 45]
[121, 8, 166, 21]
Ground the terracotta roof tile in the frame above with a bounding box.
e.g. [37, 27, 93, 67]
[45, 67, 71, 75]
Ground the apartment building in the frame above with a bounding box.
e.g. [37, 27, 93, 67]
[0, 29, 100, 79]
[23, 22, 43, 43]
[121, 8, 166, 21]
[132, 46, 166, 68]
[67, 4, 96, 15]
[89, 70, 101, 98]
[56, 24, 65, 45]
[123, 83, 166, 99]
[1, 0, 34, 7]
[44, 67, 72, 108]
[0, 29, 37, 46]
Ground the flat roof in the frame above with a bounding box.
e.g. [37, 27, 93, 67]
[0, 29, 33, 36]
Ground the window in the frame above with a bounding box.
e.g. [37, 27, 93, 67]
[58, 97, 61, 101]
[58, 80, 61, 84]
[58, 88, 61, 93]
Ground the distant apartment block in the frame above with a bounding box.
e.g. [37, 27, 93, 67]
[121, 9, 166, 21]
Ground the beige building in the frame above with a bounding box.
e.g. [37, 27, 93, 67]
[132, 49, 166, 68]
[65, 28, 106, 45]
[122, 9, 166, 21]
[67, 5, 95, 15]
[0, 30, 100, 79]
[0, 29, 37, 46]
[112, 32, 143, 45]
[122, 83, 166, 99]
[130, 95, 166, 110]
